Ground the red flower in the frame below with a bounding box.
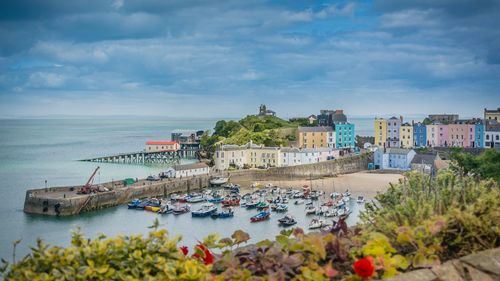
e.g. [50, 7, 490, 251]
[353, 257, 376, 279]
[180, 246, 189, 256]
[192, 244, 214, 265]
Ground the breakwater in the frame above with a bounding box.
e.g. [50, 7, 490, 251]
[24, 153, 372, 216]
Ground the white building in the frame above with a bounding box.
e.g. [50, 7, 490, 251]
[485, 123, 500, 148]
[374, 147, 416, 170]
[280, 148, 321, 167]
[172, 162, 209, 178]
[145, 141, 180, 152]
[213, 145, 246, 171]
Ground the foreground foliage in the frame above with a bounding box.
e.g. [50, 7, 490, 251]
[3, 171, 498, 280]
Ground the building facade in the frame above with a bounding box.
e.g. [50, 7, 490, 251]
[374, 147, 416, 170]
[145, 141, 180, 152]
[172, 162, 209, 178]
[213, 145, 246, 170]
[484, 108, 500, 123]
[297, 126, 335, 149]
[374, 118, 387, 147]
[485, 123, 500, 148]
[437, 124, 449, 147]
[474, 122, 485, 148]
[386, 117, 402, 148]
[334, 122, 355, 148]
[413, 122, 426, 147]
[400, 123, 413, 148]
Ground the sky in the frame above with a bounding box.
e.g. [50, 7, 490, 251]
[0, 0, 499, 119]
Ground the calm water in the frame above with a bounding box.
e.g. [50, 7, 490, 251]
[0, 117, 374, 259]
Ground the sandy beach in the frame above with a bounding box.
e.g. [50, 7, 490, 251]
[233, 171, 404, 199]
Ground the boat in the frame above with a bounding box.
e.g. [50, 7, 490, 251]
[211, 207, 234, 219]
[315, 206, 329, 215]
[171, 194, 188, 202]
[192, 203, 217, 217]
[278, 215, 297, 226]
[158, 204, 173, 214]
[322, 201, 334, 207]
[210, 177, 229, 185]
[207, 196, 224, 203]
[230, 186, 240, 194]
[172, 203, 190, 215]
[330, 192, 340, 199]
[356, 196, 365, 203]
[186, 194, 206, 203]
[324, 209, 337, 217]
[309, 218, 324, 229]
[305, 206, 317, 215]
[245, 201, 258, 209]
[222, 198, 240, 206]
[294, 199, 304, 205]
[275, 204, 288, 212]
[144, 206, 161, 212]
[127, 199, 142, 209]
[250, 211, 270, 222]
[256, 201, 269, 210]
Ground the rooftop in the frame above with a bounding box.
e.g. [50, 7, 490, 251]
[386, 148, 414, 155]
[411, 153, 438, 165]
[298, 126, 334, 132]
[173, 162, 208, 171]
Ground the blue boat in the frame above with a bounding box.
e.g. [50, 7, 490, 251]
[251, 211, 270, 222]
[127, 199, 142, 209]
[208, 196, 224, 203]
[192, 203, 217, 217]
[211, 208, 234, 219]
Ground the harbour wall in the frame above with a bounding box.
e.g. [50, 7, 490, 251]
[23, 153, 372, 216]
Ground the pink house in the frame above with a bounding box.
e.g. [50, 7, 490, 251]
[448, 123, 476, 148]
[438, 124, 449, 147]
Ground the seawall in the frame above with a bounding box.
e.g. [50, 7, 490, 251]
[23, 153, 372, 216]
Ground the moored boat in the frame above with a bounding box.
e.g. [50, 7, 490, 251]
[192, 203, 217, 217]
[305, 205, 317, 215]
[250, 211, 270, 222]
[144, 205, 161, 212]
[356, 196, 365, 203]
[294, 199, 304, 205]
[278, 214, 297, 226]
[210, 177, 229, 185]
[256, 201, 269, 210]
[172, 203, 190, 215]
[127, 199, 142, 209]
[309, 218, 324, 229]
[211, 207, 234, 219]
[186, 194, 206, 203]
[275, 204, 288, 212]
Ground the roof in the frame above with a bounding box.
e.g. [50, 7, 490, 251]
[280, 147, 301, 153]
[411, 153, 437, 165]
[484, 108, 500, 113]
[173, 162, 208, 171]
[145, 141, 178, 145]
[434, 159, 450, 170]
[486, 123, 500, 132]
[298, 126, 333, 132]
[386, 148, 414, 155]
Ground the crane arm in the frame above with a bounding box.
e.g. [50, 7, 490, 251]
[85, 166, 100, 187]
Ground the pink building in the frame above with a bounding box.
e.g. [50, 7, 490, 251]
[448, 123, 476, 148]
[438, 124, 449, 147]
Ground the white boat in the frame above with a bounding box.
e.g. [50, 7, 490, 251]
[305, 206, 317, 215]
[275, 204, 288, 212]
[210, 177, 229, 185]
[324, 208, 337, 217]
[357, 196, 365, 203]
[192, 203, 217, 217]
[309, 218, 324, 229]
[330, 192, 340, 199]
[186, 194, 206, 203]
[316, 206, 329, 215]
[342, 196, 351, 203]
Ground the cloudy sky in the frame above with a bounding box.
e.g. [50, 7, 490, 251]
[0, 0, 499, 118]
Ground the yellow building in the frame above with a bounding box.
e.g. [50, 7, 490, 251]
[246, 144, 280, 168]
[399, 124, 413, 148]
[374, 118, 387, 147]
[484, 108, 500, 123]
[297, 127, 334, 149]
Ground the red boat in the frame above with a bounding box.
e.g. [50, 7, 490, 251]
[250, 211, 270, 222]
[222, 199, 240, 206]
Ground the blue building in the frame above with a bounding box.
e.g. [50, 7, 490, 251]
[374, 148, 416, 170]
[413, 122, 427, 147]
[334, 122, 355, 149]
[474, 122, 485, 148]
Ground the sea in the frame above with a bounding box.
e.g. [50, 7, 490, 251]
[0, 117, 376, 259]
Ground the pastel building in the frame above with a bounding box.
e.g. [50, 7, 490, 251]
[448, 124, 468, 147]
[297, 126, 335, 149]
[386, 116, 402, 148]
[485, 123, 500, 148]
[484, 108, 500, 123]
[246, 145, 281, 168]
[399, 123, 414, 148]
[426, 124, 440, 147]
[438, 124, 449, 147]
[374, 118, 387, 147]
[413, 123, 427, 147]
[334, 122, 355, 148]
[374, 147, 416, 170]
[214, 145, 246, 170]
[172, 162, 209, 178]
[474, 122, 485, 148]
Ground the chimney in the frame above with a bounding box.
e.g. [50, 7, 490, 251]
[400, 115, 403, 123]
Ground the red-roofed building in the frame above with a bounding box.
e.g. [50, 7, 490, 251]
[145, 141, 180, 152]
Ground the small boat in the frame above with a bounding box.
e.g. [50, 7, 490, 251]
[192, 203, 217, 217]
[158, 204, 173, 214]
[324, 209, 337, 217]
[207, 196, 224, 203]
[245, 201, 258, 209]
[305, 206, 317, 215]
[357, 196, 365, 203]
[294, 199, 304, 205]
[172, 203, 190, 215]
[275, 204, 288, 212]
[222, 198, 240, 206]
[292, 192, 304, 199]
[309, 218, 324, 229]
[322, 201, 334, 207]
[127, 199, 142, 209]
[330, 192, 340, 199]
[315, 206, 329, 215]
[251, 211, 270, 222]
[278, 214, 297, 226]
[171, 194, 188, 202]
[210, 177, 229, 185]
[256, 201, 270, 210]
[212, 207, 234, 219]
[145, 198, 161, 208]
[186, 194, 206, 203]
[144, 206, 161, 212]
